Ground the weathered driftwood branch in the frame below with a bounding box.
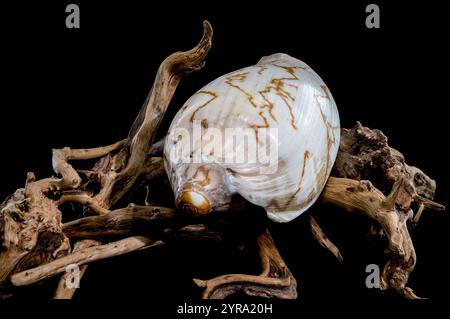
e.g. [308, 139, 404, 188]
[63, 205, 177, 239]
[53, 239, 101, 299]
[11, 236, 163, 286]
[94, 21, 213, 209]
[13, 222, 228, 289]
[322, 177, 417, 297]
[57, 192, 110, 216]
[175, 224, 225, 242]
[309, 216, 343, 263]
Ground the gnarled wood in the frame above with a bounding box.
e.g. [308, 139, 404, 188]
[322, 177, 418, 298]
[11, 236, 163, 286]
[327, 122, 445, 298]
[193, 228, 297, 299]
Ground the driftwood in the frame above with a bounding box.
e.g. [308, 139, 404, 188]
[193, 228, 297, 299]
[0, 19, 212, 287]
[0, 21, 444, 300]
[327, 123, 445, 298]
[53, 239, 100, 299]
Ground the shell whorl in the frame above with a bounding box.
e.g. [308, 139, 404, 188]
[164, 53, 340, 222]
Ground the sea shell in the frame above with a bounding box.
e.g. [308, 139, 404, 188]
[164, 53, 340, 222]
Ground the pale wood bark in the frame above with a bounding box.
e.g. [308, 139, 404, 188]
[53, 240, 101, 299]
[194, 228, 297, 299]
[11, 236, 162, 286]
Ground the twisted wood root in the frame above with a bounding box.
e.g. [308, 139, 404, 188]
[321, 176, 444, 299]
[193, 228, 297, 299]
[0, 21, 213, 290]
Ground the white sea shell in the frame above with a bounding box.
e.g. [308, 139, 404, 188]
[164, 53, 340, 222]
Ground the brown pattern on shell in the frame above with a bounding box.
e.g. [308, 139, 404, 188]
[224, 72, 258, 108]
[224, 72, 274, 143]
[313, 89, 339, 193]
[268, 65, 301, 130]
[268, 186, 318, 214]
[311, 158, 323, 194]
[284, 150, 311, 208]
[297, 188, 320, 210]
[267, 198, 283, 211]
[189, 90, 219, 122]
[258, 86, 277, 122]
[251, 111, 270, 144]
[256, 65, 301, 124]
[257, 65, 267, 75]
[320, 85, 331, 100]
[225, 66, 301, 131]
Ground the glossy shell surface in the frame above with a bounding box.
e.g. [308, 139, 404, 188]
[165, 53, 340, 222]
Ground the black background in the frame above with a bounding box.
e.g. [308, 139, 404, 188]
[1, 0, 449, 313]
